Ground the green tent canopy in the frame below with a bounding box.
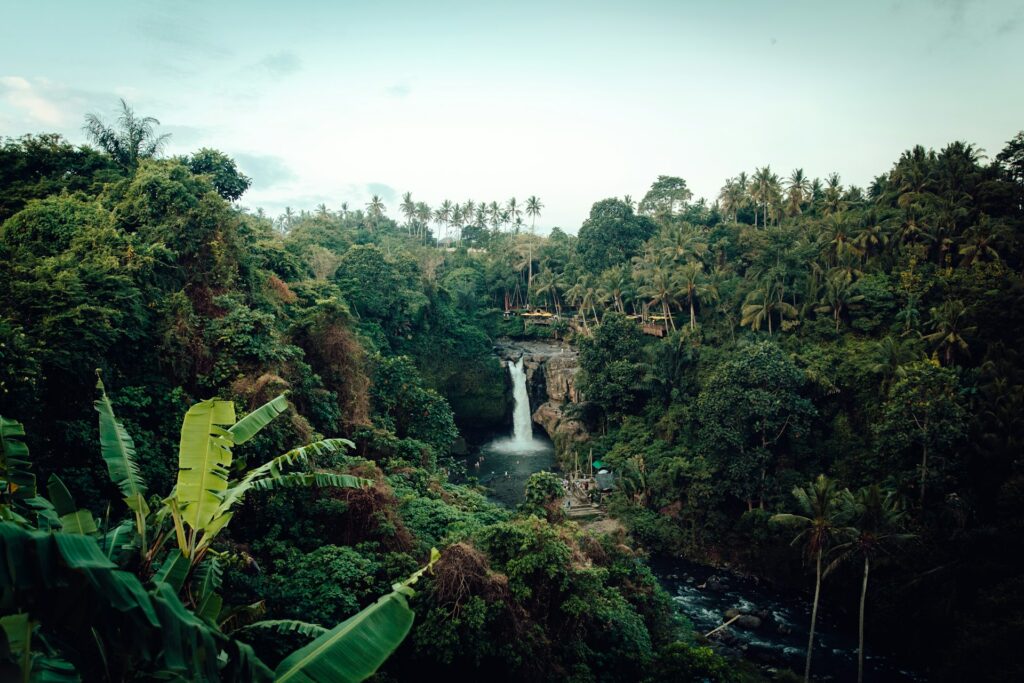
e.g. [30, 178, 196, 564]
[592, 460, 605, 469]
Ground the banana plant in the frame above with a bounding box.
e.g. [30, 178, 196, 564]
[0, 520, 438, 682]
[168, 393, 369, 563]
[94, 372, 149, 551]
[1, 387, 437, 682]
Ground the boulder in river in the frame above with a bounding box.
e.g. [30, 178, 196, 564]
[735, 615, 762, 630]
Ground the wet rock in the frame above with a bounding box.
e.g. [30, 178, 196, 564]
[735, 615, 762, 630]
[704, 575, 725, 592]
[744, 642, 786, 666]
[724, 608, 741, 620]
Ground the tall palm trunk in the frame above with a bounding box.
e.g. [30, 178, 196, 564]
[689, 296, 696, 330]
[527, 244, 533, 302]
[858, 555, 869, 683]
[805, 548, 823, 683]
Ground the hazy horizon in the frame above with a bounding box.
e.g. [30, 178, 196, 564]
[2, 0, 1022, 232]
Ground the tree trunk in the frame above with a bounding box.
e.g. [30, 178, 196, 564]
[805, 548, 823, 683]
[919, 440, 928, 506]
[858, 555, 869, 683]
[690, 297, 696, 330]
[527, 243, 533, 301]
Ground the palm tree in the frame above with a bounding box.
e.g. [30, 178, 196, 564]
[488, 201, 502, 233]
[366, 195, 386, 226]
[786, 168, 812, 217]
[741, 280, 796, 335]
[823, 172, 846, 214]
[533, 267, 565, 317]
[815, 271, 865, 331]
[474, 204, 488, 232]
[83, 99, 171, 170]
[659, 224, 708, 264]
[751, 166, 782, 227]
[718, 177, 748, 222]
[826, 485, 913, 683]
[414, 202, 432, 242]
[597, 266, 631, 314]
[277, 206, 296, 234]
[958, 216, 1004, 266]
[526, 196, 543, 234]
[923, 299, 976, 365]
[435, 200, 453, 244]
[678, 262, 718, 330]
[451, 203, 465, 245]
[564, 277, 593, 331]
[400, 192, 416, 233]
[636, 266, 679, 333]
[772, 475, 855, 683]
[506, 197, 522, 229]
[870, 336, 920, 390]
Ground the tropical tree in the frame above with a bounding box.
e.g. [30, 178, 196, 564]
[638, 175, 693, 219]
[677, 261, 717, 330]
[414, 201, 432, 241]
[771, 475, 855, 683]
[786, 168, 811, 216]
[923, 299, 976, 365]
[815, 271, 865, 331]
[400, 192, 416, 233]
[0, 389, 438, 682]
[822, 172, 846, 214]
[506, 197, 522, 230]
[597, 265, 631, 314]
[526, 195, 543, 234]
[533, 267, 565, 317]
[740, 280, 796, 335]
[636, 265, 679, 333]
[366, 195, 386, 228]
[83, 99, 171, 171]
[870, 336, 920, 389]
[826, 485, 913, 683]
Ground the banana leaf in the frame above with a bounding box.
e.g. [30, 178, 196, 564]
[46, 475, 96, 535]
[228, 394, 289, 445]
[273, 548, 439, 683]
[176, 399, 235, 531]
[235, 619, 327, 640]
[213, 439, 361, 522]
[152, 549, 189, 593]
[0, 522, 273, 682]
[94, 375, 148, 517]
[0, 415, 37, 502]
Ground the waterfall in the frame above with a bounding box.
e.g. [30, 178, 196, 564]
[509, 357, 534, 445]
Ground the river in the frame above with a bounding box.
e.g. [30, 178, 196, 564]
[462, 352, 919, 680]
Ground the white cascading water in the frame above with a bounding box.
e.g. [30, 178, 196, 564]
[509, 357, 534, 445]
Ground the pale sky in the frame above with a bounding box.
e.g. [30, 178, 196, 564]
[2, 0, 1022, 232]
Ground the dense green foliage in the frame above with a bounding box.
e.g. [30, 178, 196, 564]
[0, 108, 692, 681]
[2, 101, 1022, 680]
[541, 142, 1024, 681]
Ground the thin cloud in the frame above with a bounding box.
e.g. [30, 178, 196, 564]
[234, 152, 297, 187]
[0, 76, 65, 126]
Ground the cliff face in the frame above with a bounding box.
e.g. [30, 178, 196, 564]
[496, 340, 590, 455]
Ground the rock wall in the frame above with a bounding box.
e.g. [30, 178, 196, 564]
[495, 340, 591, 455]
